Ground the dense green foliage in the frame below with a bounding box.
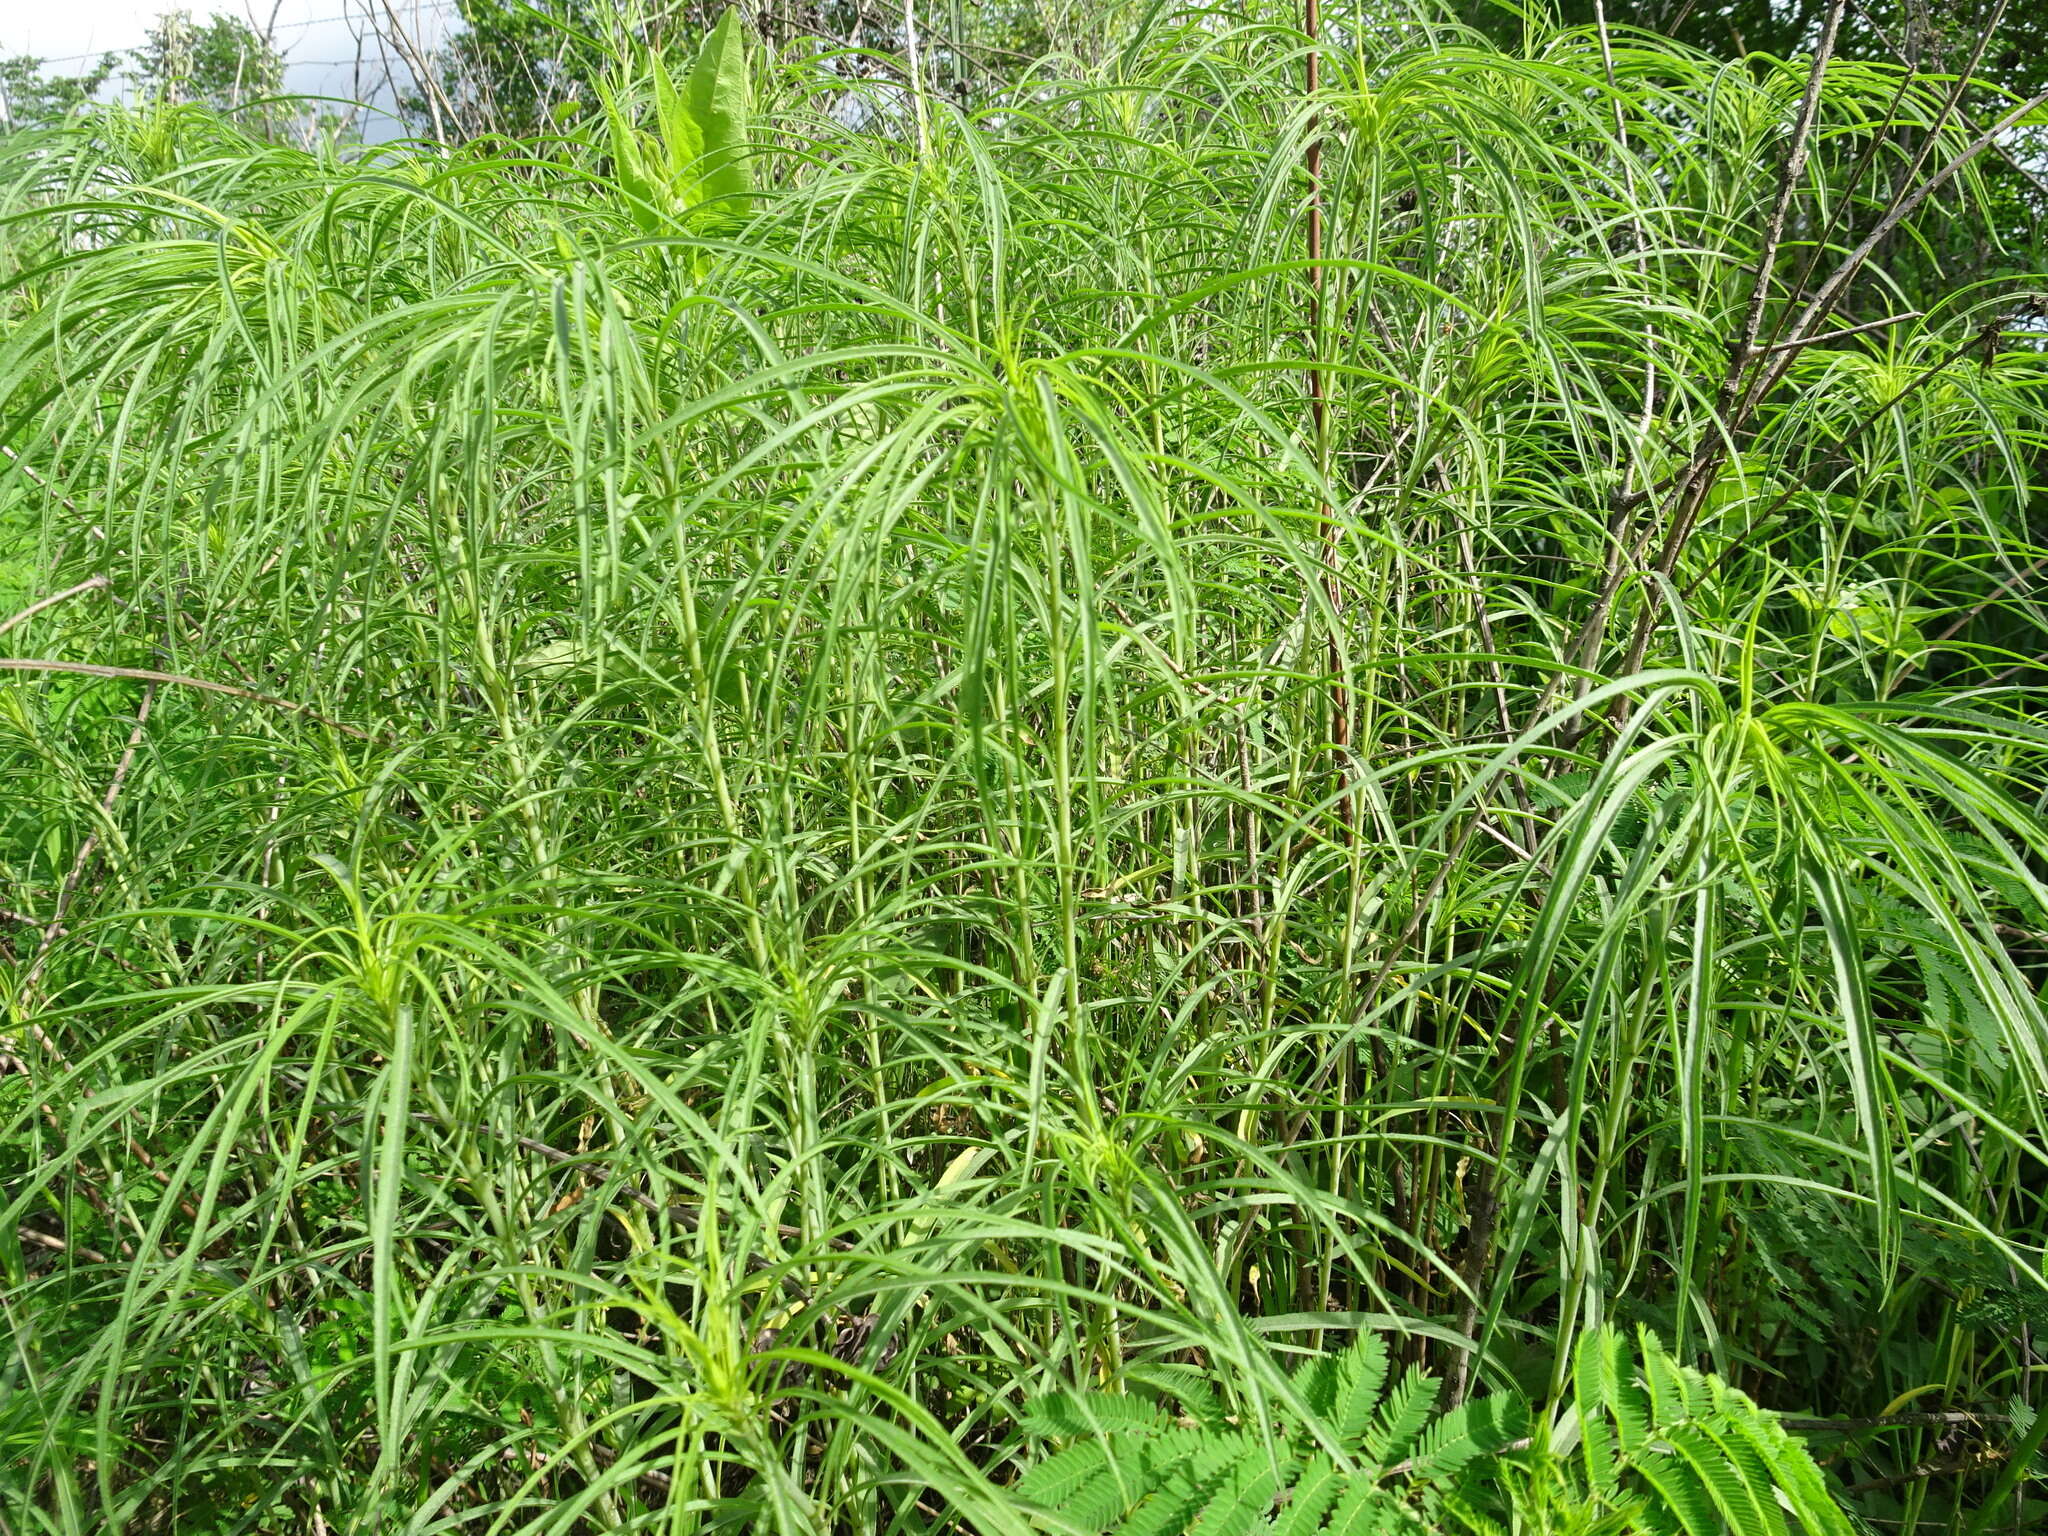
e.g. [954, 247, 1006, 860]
[0, 3, 2045, 1532]
[1455, 0, 2048, 295]
[1015, 1327, 1851, 1536]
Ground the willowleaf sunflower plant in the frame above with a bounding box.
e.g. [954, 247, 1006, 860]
[0, 1, 2043, 1531]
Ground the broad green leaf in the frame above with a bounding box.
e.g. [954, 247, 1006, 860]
[686, 6, 753, 214]
[650, 49, 704, 195]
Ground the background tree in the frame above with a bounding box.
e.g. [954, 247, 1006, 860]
[1457, 0, 2048, 295]
[1458, 0, 2044, 78]
[0, 55, 118, 135]
[420, 0, 612, 138]
[398, 0, 1066, 138]
[126, 9, 287, 114]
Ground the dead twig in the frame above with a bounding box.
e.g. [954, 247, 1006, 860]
[1744, 311, 1921, 354]
[0, 658, 368, 738]
[14, 1225, 108, 1265]
[19, 686, 156, 1054]
[0, 576, 109, 640]
[1785, 1411, 2010, 1431]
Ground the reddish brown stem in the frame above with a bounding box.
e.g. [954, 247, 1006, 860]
[1306, 0, 1347, 758]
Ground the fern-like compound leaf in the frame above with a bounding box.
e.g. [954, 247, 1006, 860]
[1582, 1327, 1651, 1457]
[1014, 1440, 1115, 1510]
[1329, 1334, 1393, 1448]
[1364, 1369, 1442, 1471]
[1627, 1447, 1720, 1536]
[1321, 1479, 1402, 1535]
[1663, 1422, 1774, 1536]
[1062, 1461, 1154, 1531]
[1574, 1329, 1624, 1495]
[1261, 1453, 1342, 1536]
[1404, 1391, 1530, 1485]
[1700, 1420, 1791, 1536]
[1117, 1432, 1254, 1536]
[1021, 1389, 1172, 1440]
[1192, 1455, 1282, 1536]
[1723, 1413, 1853, 1536]
[1638, 1336, 1683, 1427]
[1013, 1327, 1855, 1536]
[1129, 1362, 1230, 1431]
[1122, 1476, 1225, 1536]
[1295, 1353, 1343, 1420]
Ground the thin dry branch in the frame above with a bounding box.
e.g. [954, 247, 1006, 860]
[0, 659, 369, 737]
[20, 685, 156, 1013]
[0, 576, 109, 639]
[1758, 85, 2048, 403]
[1785, 1411, 2011, 1431]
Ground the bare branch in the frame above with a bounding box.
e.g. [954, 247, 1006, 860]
[0, 658, 369, 737]
[1745, 311, 1921, 354]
